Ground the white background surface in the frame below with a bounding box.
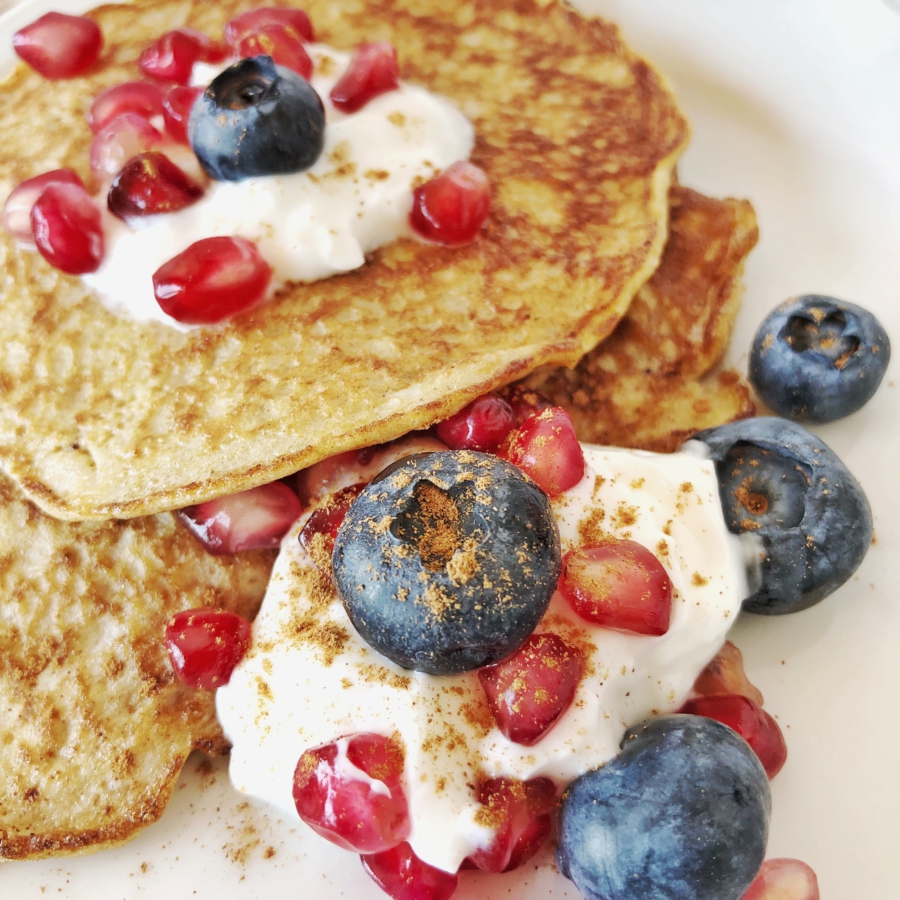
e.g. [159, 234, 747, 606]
[1, 0, 899, 897]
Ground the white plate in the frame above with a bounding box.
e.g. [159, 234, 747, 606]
[2, 0, 899, 897]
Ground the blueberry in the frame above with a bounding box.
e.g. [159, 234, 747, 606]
[189, 56, 324, 181]
[687, 417, 871, 614]
[557, 715, 770, 900]
[332, 451, 561, 675]
[749, 295, 890, 423]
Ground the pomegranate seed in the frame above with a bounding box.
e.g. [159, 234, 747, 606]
[435, 393, 516, 451]
[31, 182, 104, 275]
[362, 842, 458, 900]
[693, 640, 764, 706]
[108, 151, 204, 219]
[162, 85, 204, 144]
[330, 42, 400, 113]
[560, 540, 673, 635]
[177, 481, 302, 555]
[499, 406, 585, 497]
[299, 483, 366, 572]
[90, 112, 162, 179]
[498, 385, 554, 425]
[680, 694, 788, 779]
[139, 28, 229, 85]
[224, 7, 315, 46]
[3, 168, 84, 247]
[152, 235, 272, 324]
[236, 24, 313, 78]
[466, 777, 557, 873]
[164, 607, 251, 689]
[742, 859, 820, 900]
[293, 733, 409, 853]
[87, 81, 166, 134]
[410, 161, 491, 246]
[478, 633, 583, 746]
[13, 12, 102, 80]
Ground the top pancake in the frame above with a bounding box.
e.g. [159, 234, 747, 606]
[0, 0, 687, 520]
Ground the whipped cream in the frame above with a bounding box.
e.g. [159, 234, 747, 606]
[82, 45, 474, 329]
[216, 445, 748, 873]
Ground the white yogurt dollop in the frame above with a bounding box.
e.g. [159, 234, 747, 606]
[82, 45, 474, 329]
[216, 445, 747, 873]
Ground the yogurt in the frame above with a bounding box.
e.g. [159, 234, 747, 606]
[216, 445, 747, 873]
[82, 45, 474, 329]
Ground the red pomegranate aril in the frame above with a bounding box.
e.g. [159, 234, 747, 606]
[293, 733, 410, 853]
[410, 161, 490, 246]
[139, 28, 229, 85]
[90, 112, 162, 179]
[693, 640, 764, 706]
[108, 151, 204, 219]
[152, 235, 272, 324]
[680, 694, 787, 779]
[299, 483, 366, 572]
[498, 384, 554, 425]
[435, 393, 516, 452]
[742, 858, 820, 900]
[31, 182, 104, 275]
[88, 81, 167, 134]
[362, 842, 458, 900]
[3, 168, 84, 247]
[224, 7, 315, 46]
[500, 406, 584, 497]
[478, 633, 583, 746]
[13, 12, 102, 80]
[236, 23, 313, 79]
[466, 777, 557, 873]
[164, 607, 251, 689]
[177, 481, 302, 555]
[162, 85, 204, 144]
[330, 42, 400, 113]
[560, 540, 673, 635]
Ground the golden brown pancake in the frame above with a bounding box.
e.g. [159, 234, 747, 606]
[525, 185, 757, 451]
[0, 475, 274, 859]
[0, 0, 688, 521]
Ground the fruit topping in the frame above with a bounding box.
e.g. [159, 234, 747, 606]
[89, 112, 162, 179]
[177, 481, 301, 554]
[557, 715, 770, 900]
[107, 151, 204, 219]
[742, 858, 820, 900]
[689, 417, 872, 614]
[152, 235, 272, 324]
[138, 28, 229, 85]
[299, 482, 366, 571]
[330, 42, 400, 113]
[87, 81, 167, 134]
[361, 842, 459, 900]
[693, 640, 764, 706]
[13, 12, 102, 80]
[680, 694, 787, 779]
[164, 607, 251, 689]
[333, 451, 561, 675]
[162, 85, 204, 145]
[749, 294, 890, 423]
[559, 540, 673, 635]
[466, 777, 557, 873]
[435, 392, 516, 451]
[224, 7, 315, 46]
[500, 406, 585, 497]
[293, 733, 409, 853]
[189, 56, 325, 181]
[236, 24, 314, 79]
[30, 182, 104, 275]
[2, 168, 85, 247]
[409, 161, 491, 246]
[478, 633, 583, 745]
[498, 384, 554, 425]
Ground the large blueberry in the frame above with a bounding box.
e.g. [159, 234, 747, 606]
[749, 295, 890, 423]
[557, 715, 770, 900]
[189, 56, 325, 181]
[687, 417, 871, 614]
[332, 451, 561, 676]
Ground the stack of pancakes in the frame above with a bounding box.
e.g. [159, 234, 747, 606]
[0, 0, 756, 859]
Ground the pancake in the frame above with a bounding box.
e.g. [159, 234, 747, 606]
[0, 474, 274, 859]
[0, 0, 688, 521]
[525, 185, 757, 451]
